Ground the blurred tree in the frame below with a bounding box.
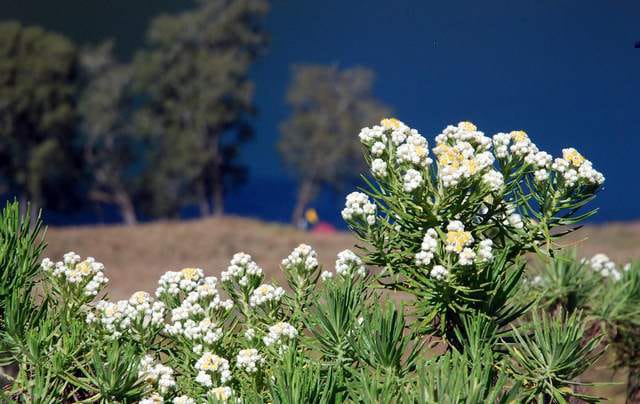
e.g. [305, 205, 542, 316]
[279, 65, 391, 225]
[0, 21, 78, 216]
[133, 0, 268, 217]
[79, 41, 145, 225]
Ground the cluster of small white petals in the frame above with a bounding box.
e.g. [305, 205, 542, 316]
[263, 322, 298, 347]
[587, 253, 621, 281]
[139, 355, 176, 394]
[341, 192, 376, 225]
[209, 386, 233, 402]
[173, 396, 196, 404]
[155, 268, 204, 296]
[89, 300, 132, 338]
[281, 244, 318, 273]
[221, 253, 263, 285]
[435, 122, 492, 150]
[128, 291, 166, 328]
[459, 248, 476, 266]
[396, 132, 432, 168]
[335, 249, 366, 277]
[165, 316, 223, 345]
[492, 133, 511, 158]
[509, 131, 539, 157]
[415, 229, 438, 266]
[526, 151, 552, 168]
[88, 291, 166, 338]
[403, 168, 423, 192]
[430, 265, 449, 281]
[358, 125, 385, 144]
[476, 239, 494, 263]
[371, 158, 388, 178]
[249, 284, 285, 307]
[445, 221, 474, 254]
[195, 352, 231, 387]
[236, 348, 263, 373]
[550, 149, 604, 187]
[482, 170, 504, 191]
[41, 253, 108, 296]
[139, 392, 163, 404]
[320, 270, 334, 281]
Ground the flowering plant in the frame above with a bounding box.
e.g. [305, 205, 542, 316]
[0, 118, 616, 403]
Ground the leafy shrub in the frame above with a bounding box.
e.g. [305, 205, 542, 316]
[0, 119, 614, 403]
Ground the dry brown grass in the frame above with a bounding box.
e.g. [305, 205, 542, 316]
[43, 216, 640, 402]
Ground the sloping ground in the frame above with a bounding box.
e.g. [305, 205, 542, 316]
[43, 217, 640, 402]
[44, 216, 356, 299]
[44, 216, 640, 299]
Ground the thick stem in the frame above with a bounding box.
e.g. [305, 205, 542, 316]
[115, 191, 137, 226]
[211, 139, 224, 216]
[291, 178, 316, 225]
[628, 365, 640, 403]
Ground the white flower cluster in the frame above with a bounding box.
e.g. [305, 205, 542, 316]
[359, 118, 432, 191]
[430, 265, 449, 281]
[335, 249, 366, 277]
[476, 239, 494, 263]
[482, 170, 504, 191]
[173, 396, 196, 404]
[221, 253, 263, 285]
[194, 352, 231, 387]
[263, 321, 298, 348]
[433, 122, 495, 188]
[41, 253, 108, 297]
[415, 228, 438, 266]
[281, 244, 318, 273]
[341, 192, 376, 225]
[412, 221, 496, 269]
[551, 148, 605, 187]
[156, 267, 205, 296]
[586, 253, 621, 281]
[209, 387, 233, 402]
[403, 168, 423, 193]
[139, 355, 176, 395]
[249, 284, 285, 307]
[87, 291, 165, 338]
[139, 392, 163, 404]
[163, 276, 231, 346]
[236, 348, 263, 373]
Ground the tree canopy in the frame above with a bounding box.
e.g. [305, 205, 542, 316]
[279, 64, 391, 224]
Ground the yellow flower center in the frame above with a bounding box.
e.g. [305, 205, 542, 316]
[510, 130, 528, 142]
[380, 118, 402, 129]
[459, 121, 477, 132]
[210, 387, 230, 400]
[563, 148, 585, 167]
[415, 145, 427, 158]
[435, 144, 464, 169]
[446, 230, 473, 253]
[181, 267, 199, 281]
[77, 261, 92, 275]
[131, 291, 147, 304]
[464, 158, 477, 174]
[104, 306, 115, 317]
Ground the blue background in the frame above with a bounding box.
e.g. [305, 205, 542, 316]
[2, 0, 639, 225]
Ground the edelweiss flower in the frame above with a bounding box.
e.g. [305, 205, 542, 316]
[341, 192, 376, 225]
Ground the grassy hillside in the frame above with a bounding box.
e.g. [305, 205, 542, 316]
[43, 217, 640, 402]
[43, 216, 640, 299]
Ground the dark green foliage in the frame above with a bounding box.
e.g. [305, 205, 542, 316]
[133, 0, 269, 217]
[0, 22, 79, 211]
[279, 65, 391, 224]
[506, 311, 603, 403]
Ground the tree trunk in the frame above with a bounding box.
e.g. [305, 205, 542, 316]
[291, 178, 316, 226]
[628, 365, 640, 403]
[211, 139, 224, 216]
[114, 191, 137, 226]
[199, 196, 210, 218]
